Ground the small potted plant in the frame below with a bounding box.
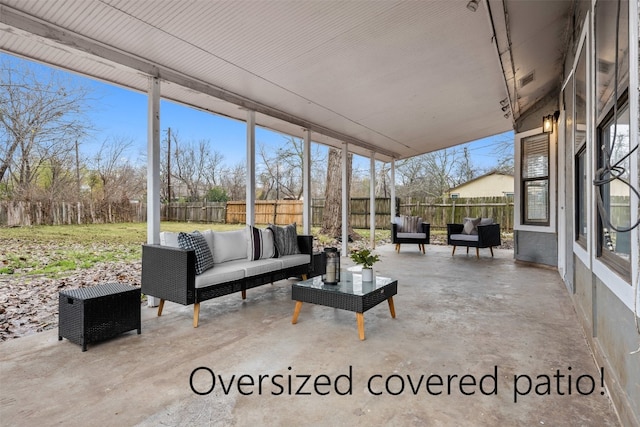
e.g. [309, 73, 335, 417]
[349, 248, 380, 282]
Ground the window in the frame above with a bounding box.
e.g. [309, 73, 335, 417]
[574, 39, 588, 246]
[595, 0, 629, 118]
[575, 147, 588, 242]
[596, 102, 631, 279]
[594, 0, 631, 281]
[521, 133, 550, 225]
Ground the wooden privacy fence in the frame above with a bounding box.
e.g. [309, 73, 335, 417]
[0, 200, 146, 226]
[397, 197, 514, 231]
[162, 202, 226, 223]
[312, 197, 514, 231]
[1, 197, 514, 230]
[226, 200, 303, 225]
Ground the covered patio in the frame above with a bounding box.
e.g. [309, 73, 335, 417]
[0, 1, 638, 424]
[0, 245, 618, 425]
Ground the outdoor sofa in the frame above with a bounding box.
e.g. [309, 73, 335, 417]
[141, 224, 312, 327]
[447, 217, 501, 258]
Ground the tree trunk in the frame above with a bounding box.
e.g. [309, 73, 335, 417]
[321, 147, 358, 240]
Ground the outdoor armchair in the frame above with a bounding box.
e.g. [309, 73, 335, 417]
[391, 215, 430, 254]
[447, 217, 501, 258]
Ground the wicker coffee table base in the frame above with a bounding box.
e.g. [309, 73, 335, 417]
[291, 277, 397, 340]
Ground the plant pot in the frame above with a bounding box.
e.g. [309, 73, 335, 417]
[362, 268, 374, 282]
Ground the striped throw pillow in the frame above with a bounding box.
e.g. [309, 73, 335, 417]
[402, 216, 420, 233]
[247, 226, 276, 260]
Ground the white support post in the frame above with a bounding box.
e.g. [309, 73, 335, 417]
[303, 129, 311, 235]
[370, 151, 376, 249]
[246, 110, 256, 226]
[341, 142, 349, 257]
[146, 76, 161, 307]
[390, 158, 396, 219]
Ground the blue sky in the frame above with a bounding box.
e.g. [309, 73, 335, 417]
[4, 53, 513, 171]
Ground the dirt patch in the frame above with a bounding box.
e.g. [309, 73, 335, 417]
[0, 249, 141, 341]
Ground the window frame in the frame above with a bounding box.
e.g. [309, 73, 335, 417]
[595, 94, 631, 281]
[514, 128, 556, 233]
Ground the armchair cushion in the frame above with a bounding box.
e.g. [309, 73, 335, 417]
[449, 233, 479, 242]
[400, 215, 421, 233]
[397, 232, 428, 239]
[462, 217, 481, 235]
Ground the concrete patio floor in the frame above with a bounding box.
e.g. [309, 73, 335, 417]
[0, 244, 620, 426]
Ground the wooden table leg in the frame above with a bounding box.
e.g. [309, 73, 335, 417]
[193, 302, 200, 328]
[356, 312, 365, 340]
[292, 301, 303, 324]
[157, 299, 165, 317]
[387, 296, 396, 318]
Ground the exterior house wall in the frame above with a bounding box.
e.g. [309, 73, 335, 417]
[447, 174, 513, 198]
[574, 256, 640, 427]
[513, 1, 639, 424]
[514, 230, 558, 266]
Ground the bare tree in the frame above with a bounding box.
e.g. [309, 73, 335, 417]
[0, 58, 92, 200]
[205, 150, 225, 188]
[396, 148, 463, 198]
[375, 163, 390, 198]
[220, 162, 246, 201]
[89, 136, 143, 202]
[171, 136, 210, 201]
[321, 147, 358, 239]
[490, 134, 515, 174]
[257, 136, 327, 200]
[456, 146, 478, 184]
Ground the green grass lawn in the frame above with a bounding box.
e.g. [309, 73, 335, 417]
[0, 222, 391, 278]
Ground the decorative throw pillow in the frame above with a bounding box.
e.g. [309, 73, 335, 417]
[211, 229, 248, 263]
[402, 215, 421, 233]
[462, 217, 481, 235]
[247, 225, 276, 261]
[177, 231, 214, 275]
[268, 223, 300, 256]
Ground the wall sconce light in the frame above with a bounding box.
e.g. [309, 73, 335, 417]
[542, 114, 554, 133]
[466, 0, 479, 12]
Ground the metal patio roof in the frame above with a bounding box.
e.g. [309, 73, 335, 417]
[0, 0, 571, 162]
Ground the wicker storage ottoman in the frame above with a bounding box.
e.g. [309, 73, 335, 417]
[58, 283, 141, 351]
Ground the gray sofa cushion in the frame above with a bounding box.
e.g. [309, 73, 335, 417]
[195, 259, 247, 288]
[212, 229, 248, 264]
[278, 253, 311, 269]
[242, 258, 283, 277]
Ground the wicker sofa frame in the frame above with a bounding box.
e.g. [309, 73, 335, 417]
[141, 235, 313, 327]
